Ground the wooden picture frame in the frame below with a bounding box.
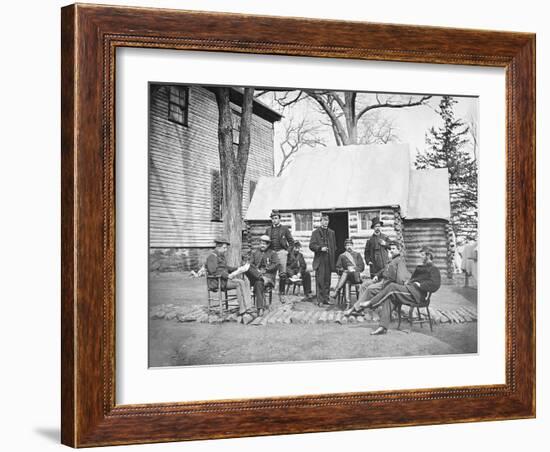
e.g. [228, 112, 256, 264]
[61, 3, 535, 447]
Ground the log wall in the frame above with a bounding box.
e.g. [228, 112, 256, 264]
[402, 219, 451, 279]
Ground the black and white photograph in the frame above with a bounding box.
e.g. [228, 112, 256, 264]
[148, 83, 479, 367]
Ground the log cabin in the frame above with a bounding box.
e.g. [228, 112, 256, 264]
[149, 84, 282, 271]
[245, 144, 456, 279]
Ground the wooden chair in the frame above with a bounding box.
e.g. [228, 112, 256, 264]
[206, 275, 239, 316]
[285, 278, 303, 295]
[395, 292, 434, 332]
[252, 283, 273, 308]
[336, 281, 361, 308]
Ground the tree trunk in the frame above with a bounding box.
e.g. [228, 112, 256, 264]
[213, 87, 254, 267]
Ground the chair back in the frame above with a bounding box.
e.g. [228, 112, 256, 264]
[206, 275, 221, 291]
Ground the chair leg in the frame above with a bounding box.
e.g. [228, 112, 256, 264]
[408, 306, 414, 330]
[397, 303, 402, 329]
[417, 306, 423, 328]
[426, 307, 433, 332]
[293, 284, 296, 295]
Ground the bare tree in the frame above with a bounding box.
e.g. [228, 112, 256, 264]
[277, 119, 326, 176]
[466, 113, 479, 161]
[359, 110, 399, 144]
[213, 87, 254, 266]
[297, 91, 431, 145]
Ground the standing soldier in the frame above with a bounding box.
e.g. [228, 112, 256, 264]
[364, 216, 390, 275]
[265, 209, 295, 303]
[309, 214, 336, 306]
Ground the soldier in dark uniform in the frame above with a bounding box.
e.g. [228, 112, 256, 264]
[334, 238, 365, 303]
[364, 216, 390, 275]
[205, 237, 253, 315]
[286, 241, 312, 300]
[364, 245, 441, 335]
[247, 235, 280, 315]
[265, 209, 295, 302]
[309, 214, 336, 305]
[345, 240, 410, 315]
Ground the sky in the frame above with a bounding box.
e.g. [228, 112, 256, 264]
[257, 90, 479, 175]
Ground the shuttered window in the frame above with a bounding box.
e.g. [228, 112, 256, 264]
[295, 212, 313, 232]
[168, 86, 189, 126]
[211, 169, 223, 221]
[231, 109, 241, 145]
[249, 180, 257, 202]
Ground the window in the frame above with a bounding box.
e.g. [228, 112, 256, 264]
[231, 109, 241, 145]
[358, 209, 382, 231]
[168, 86, 188, 126]
[249, 180, 257, 203]
[211, 169, 223, 221]
[294, 212, 313, 232]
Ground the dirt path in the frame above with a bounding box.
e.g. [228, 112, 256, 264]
[148, 272, 478, 367]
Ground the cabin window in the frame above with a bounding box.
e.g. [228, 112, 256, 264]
[211, 169, 223, 221]
[168, 86, 189, 126]
[358, 210, 382, 231]
[249, 180, 257, 202]
[294, 212, 313, 232]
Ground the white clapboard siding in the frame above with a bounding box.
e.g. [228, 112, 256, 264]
[149, 85, 275, 248]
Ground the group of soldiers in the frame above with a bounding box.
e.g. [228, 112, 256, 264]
[206, 209, 441, 335]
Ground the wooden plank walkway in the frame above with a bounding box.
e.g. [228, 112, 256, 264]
[150, 302, 478, 326]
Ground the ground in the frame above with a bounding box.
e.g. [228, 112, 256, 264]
[148, 272, 478, 367]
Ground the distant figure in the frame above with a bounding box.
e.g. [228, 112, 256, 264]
[247, 235, 280, 315]
[205, 237, 254, 315]
[345, 240, 410, 315]
[334, 238, 365, 301]
[364, 216, 390, 275]
[309, 214, 336, 306]
[363, 245, 441, 336]
[286, 241, 313, 300]
[461, 236, 478, 288]
[265, 209, 295, 303]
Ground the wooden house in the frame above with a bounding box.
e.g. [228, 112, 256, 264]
[245, 145, 455, 279]
[149, 84, 282, 271]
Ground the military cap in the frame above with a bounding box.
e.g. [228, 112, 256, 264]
[344, 238, 354, 246]
[259, 234, 271, 243]
[214, 237, 231, 246]
[420, 245, 434, 254]
[270, 209, 281, 219]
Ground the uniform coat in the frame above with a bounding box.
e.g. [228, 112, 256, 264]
[375, 254, 410, 285]
[205, 250, 236, 291]
[264, 224, 294, 251]
[248, 247, 280, 286]
[309, 227, 336, 272]
[309, 226, 336, 304]
[364, 232, 390, 274]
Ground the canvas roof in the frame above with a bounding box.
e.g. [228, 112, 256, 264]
[406, 168, 451, 220]
[245, 144, 450, 221]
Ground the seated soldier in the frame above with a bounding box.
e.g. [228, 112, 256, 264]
[345, 240, 410, 315]
[247, 235, 280, 314]
[205, 237, 254, 315]
[286, 241, 313, 300]
[333, 238, 365, 302]
[363, 245, 441, 335]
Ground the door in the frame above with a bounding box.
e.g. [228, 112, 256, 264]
[325, 211, 349, 259]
